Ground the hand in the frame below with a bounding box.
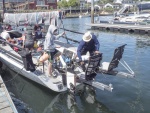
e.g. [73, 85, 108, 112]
[80, 61, 84, 65]
[94, 51, 100, 54]
[62, 32, 65, 36]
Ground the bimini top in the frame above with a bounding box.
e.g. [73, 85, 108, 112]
[3, 11, 59, 26]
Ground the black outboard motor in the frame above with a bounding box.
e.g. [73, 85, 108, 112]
[0, 61, 3, 69]
[18, 49, 35, 72]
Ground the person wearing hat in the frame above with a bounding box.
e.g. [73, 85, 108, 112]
[77, 31, 100, 64]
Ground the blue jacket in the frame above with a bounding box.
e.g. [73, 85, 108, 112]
[77, 34, 100, 61]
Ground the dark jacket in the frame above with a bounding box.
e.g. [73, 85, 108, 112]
[77, 34, 100, 61]
[24, 26, 34, 49]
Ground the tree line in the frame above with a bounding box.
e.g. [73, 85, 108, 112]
[58, 0, 150, 9]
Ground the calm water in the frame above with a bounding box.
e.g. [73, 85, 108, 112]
[1, 16, 150, 113]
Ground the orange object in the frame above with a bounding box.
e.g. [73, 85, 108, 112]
[39, 52, 49, 62]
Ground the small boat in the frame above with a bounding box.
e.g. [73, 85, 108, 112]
[114, 2, 150, 24]
[0, 30, 135, 94]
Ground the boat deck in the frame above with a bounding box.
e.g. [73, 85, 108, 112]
[0, 40, 78, 85]
[0, 75, 18, 113]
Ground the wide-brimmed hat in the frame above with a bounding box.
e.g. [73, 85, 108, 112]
[82, 31, 92, 42]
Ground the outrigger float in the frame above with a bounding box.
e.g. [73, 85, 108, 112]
[0, 11, 135, 95]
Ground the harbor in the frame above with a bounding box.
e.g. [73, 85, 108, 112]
[0, 16, 150, 113]
[0, 75, 18, 113]
[0, 0, 150, 113]
[86, 22, 150, 35]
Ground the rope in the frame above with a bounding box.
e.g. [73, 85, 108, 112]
[0, 41, 24, 82]
[4, 66, 24, 83]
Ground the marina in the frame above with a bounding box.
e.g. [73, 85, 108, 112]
[0, 16, 150, 113]
[0, 75, 18, 113]
[86, 23, 150, 35]
[0, 0, 150, 113]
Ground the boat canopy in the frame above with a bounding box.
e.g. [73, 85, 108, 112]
[137, 2, 150, 11]
[3, 11, 59, 26]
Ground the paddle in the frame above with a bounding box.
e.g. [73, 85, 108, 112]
[61, 36, 79, 43]
[59, 18, 69, 44]
[60, 28, 84, 35]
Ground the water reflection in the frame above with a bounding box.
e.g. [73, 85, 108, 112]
[1, 67, 115, 113]
[136, 36, 150, 48]
[42, 86, 115, 113]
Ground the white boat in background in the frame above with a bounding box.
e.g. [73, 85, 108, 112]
[116, 13, 150, 23]
[114, 2, 150, 24]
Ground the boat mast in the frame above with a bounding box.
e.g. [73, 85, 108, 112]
[2, 0, 5, 20]
[91, 0, 94, 23]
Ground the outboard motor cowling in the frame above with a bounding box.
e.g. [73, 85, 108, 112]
[18, 49, 35, 72]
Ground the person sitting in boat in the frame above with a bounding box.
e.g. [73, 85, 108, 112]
[6, 24, 12, 31]
[38, 25, 65, 77]
[33, 24, 43, 40]
[77, 31, 100, 65]
[1, 26, 15, 43]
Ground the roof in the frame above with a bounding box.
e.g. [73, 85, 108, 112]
[0, 0, 33, 2]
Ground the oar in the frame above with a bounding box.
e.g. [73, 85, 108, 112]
[61, 36, 79, 43]
[60, 28, 84, 35]
[60, 18, 69, 44]
[0, 39, 23, 50]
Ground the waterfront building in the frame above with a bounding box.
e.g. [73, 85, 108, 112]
[0, 0, 57, 10]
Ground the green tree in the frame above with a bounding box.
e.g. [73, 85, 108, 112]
[58, 0, 68, 8]
[57, 1, 62, 8]
[68, 0, 80, 7]
[98, 0, 113, 4]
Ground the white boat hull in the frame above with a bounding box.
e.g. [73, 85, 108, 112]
[0, 48, 68, 92]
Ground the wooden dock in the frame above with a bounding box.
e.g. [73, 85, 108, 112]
[86, 23, 150, 35]
[0, 76, 18, 113]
